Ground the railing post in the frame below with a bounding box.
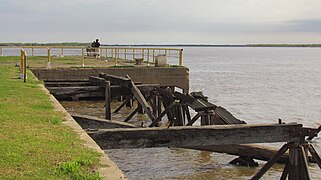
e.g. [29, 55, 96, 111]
[32, 47, 34, 56]
[179, 49, 183, 66]
[61, 48, 64, 57]
[20, 49, 24, 76]
[124, 49, 127, 60]
[152, 49, 155, 63]
[20, 49, 27, 82]
[117, 49, 120, 60]
[147, 49, 150, 63]
[105, 48, 107, 58]
[47, 47, 51, 68]
[111, 49, 114, 59]
[142, 49, 144, 59]
[82, 48, 85, 67]
[132, 49, 135, 61]
[0, 47, 2, 56]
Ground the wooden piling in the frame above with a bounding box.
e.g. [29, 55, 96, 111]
[105, 81, 111, 120]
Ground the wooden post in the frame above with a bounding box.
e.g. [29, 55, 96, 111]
[201, 112, 209, 125]
[23, 53, 27, 83]
[105, 81, 111, 120]
[32, 47, 34, 56]
[47, 47, 51, 68]
[117, 48, 120, 60]
[61, 48, 64, 57]
[124, 49, 127, 60]
[111, 48, 114, 59]
[82, 48, 85, 67]
[0, 47, 2, 56]
[152, 49, 155, 63]
[288, 143, 300, 180]
[157, 97, 162, 120]
[114, 49, 117, 66]
[132, 49, 135, 61]
[179, 49, 183, 66]
[142, 49, 144, 59]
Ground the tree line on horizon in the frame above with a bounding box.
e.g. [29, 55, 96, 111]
[1, 42, 321, 47]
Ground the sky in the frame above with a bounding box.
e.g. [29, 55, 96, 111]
[1, 0, 321, 44]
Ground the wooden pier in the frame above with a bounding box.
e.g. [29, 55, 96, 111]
[43, 73, 321, 179]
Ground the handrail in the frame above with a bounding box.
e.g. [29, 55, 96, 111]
[0, 46, 184, 67]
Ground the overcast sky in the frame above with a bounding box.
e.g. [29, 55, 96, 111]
[1, 0, 321, 44]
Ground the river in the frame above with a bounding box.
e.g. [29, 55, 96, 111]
[104, 47, 321, 179]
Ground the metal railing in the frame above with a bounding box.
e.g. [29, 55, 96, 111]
[0, 46, 184, 67]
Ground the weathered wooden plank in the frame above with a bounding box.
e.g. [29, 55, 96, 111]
[89, 76, 105, 87]
[71, 114, 137, 129]
[188, 144, 289, 163]
[214, 106, 246, 124]
[88, 123, 302, 149]
[45, 81, 91, 87]
[128, 77, 156, 121]
[99, 73, 132, 88]
[47, 86, 103, 98]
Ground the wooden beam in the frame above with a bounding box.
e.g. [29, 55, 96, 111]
[124, 107, 140, 122]
[188, 144, 290, 163]
[127, 76, 156, 121]
[309, 145, 321, 169]
[99, 73, 132, 88]
[251, 143, 290, 180]
[71, 114, 137, 129]
[88, 123, 302, 149]
[114, 95, 134, 113]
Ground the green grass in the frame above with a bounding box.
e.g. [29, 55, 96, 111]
[0, 56, 102, 179]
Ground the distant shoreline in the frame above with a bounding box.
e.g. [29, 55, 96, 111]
[1, 42, 321, 47]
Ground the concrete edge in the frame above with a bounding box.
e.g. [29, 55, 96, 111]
[31, 72, 127, 180]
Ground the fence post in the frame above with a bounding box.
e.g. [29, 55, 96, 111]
[61, 48, 64, 57]
[105, 48, 107, 58]
[152, 49, 155, 63]
[147, 49, 150, 63]
[20, 49, 27, 82]
[132, 49, 135, 61]
[32, 47, 34, 56]
[124, 49, 127, 60]
[179, 49, 183, 66]
[117, 49, 120, 59]
[142, 49, 144, 59]
[82, 48, 85, 67]
[47, 48, 51, 68]
[0, 47, 2, 56]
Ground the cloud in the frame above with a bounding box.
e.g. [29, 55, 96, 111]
[1, 0, 321, 43]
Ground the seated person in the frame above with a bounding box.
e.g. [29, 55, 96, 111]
[92, 39, 100, 48]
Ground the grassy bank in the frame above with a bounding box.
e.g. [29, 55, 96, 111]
[0, 56, 101, 179]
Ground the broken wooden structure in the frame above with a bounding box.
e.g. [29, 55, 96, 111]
[44, 73, 321, 179]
